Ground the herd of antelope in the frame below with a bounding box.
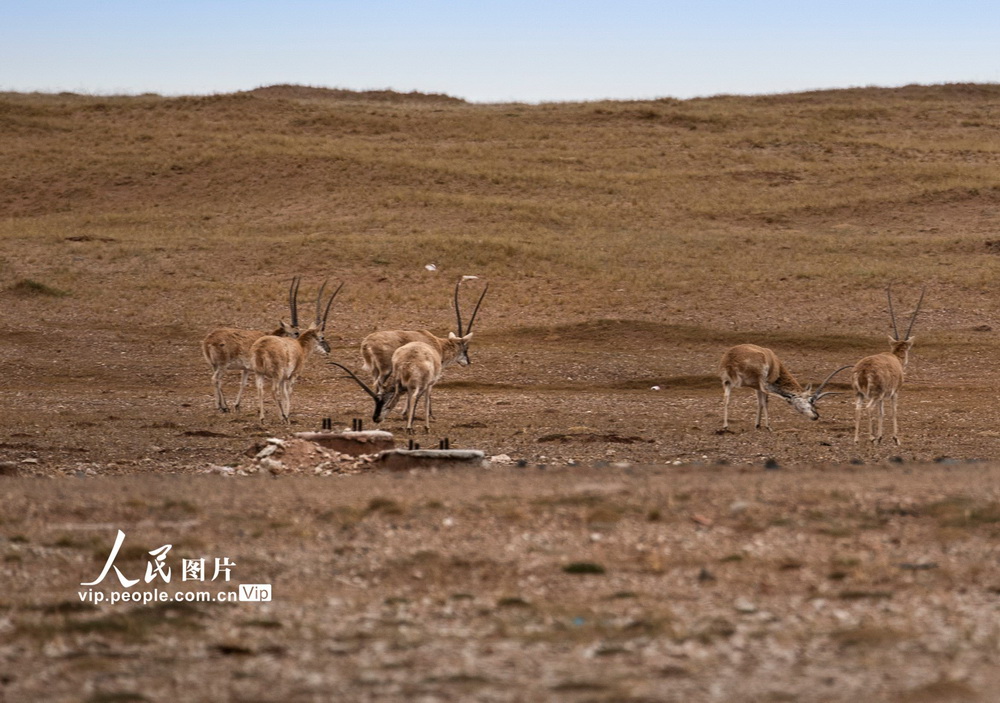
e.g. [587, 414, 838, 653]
[719, 285, 925, 445]
[201, 276, 487, 434]
[202, 276, 923, 445]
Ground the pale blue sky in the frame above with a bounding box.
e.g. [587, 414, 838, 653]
[2, 1, 998, 102]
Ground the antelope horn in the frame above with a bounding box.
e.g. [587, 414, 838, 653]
[313, 278, 329, 327]
[811, 365, 852, 402]
[328, 361, 379, 401]
[454, 278, 465, 336]
[465, 282, 489, 334]
[886, 284, 899, 341]
[289, 276, 301, 329]
[319, 282, 344, 331]
[904, 286, 926, 340]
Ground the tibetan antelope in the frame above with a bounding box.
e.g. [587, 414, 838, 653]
[202, 277, 301, 413]
[719, 344, 849, 431]
[334, 341, 443, 434]
[360, 277, 487, 395]
[251, 280, 342, 424]
[852, 285, 925, 445]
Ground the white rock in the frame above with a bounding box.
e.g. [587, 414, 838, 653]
[256, 444, 278, 459]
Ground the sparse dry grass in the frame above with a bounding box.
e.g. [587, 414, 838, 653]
[4, 84, 1000, 327]
[6, 84, 1000, 701]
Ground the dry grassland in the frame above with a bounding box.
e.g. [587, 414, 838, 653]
[3, 83, 1000, 701]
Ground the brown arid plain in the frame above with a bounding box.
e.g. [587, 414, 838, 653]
[3, 84, 1000, 701]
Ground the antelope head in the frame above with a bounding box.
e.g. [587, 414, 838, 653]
[329, 361, 392, 423]
[453, 276, 488, 366]
[886, 284, 925, 365]
[789, 365, 852, 420]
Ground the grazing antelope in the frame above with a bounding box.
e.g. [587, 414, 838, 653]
[202, 277, 301, 413]
[852, 285, 925, 445]
[337, 342, 443, 433]
[251, 280, 342, 424]
[719, 344, 849, 431]
[361, 277, 487, 394]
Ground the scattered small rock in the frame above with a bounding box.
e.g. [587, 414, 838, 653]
[729, 500, 751, 515]
[202, 465, 236, 476]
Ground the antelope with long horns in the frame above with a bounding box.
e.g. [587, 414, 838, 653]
[251, 280, 342, 424]
[852, 285, 925, 445]
[202, 277, 301, 413]
[719, 344, 849, 431]
[334, 341, 443, 434]
[361, 276, 487, 395]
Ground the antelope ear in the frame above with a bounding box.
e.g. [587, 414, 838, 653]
[887, 334, 897, 344]
[448, 331, 459, 340]
[462, 332, 473, 342]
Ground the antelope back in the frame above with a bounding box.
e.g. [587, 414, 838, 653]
[853, 352, 905, 398]
[203, 328, 266, 368]
[719, 344, 780, 387]
[363, 330, 437, 370]
[251, 336, 300, 380]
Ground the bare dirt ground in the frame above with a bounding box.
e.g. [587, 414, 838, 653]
[3, 86, 1000, 701]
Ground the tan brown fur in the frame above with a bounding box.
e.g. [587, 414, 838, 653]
[251, 327, 329, 424]
[719, 344, 845, 431]
[376, 341, 443, 433]
[852, 337, 912, 444]
[362, 330, 471, 393]
[202, 321, 296, 413]
[852, 285, 924, 445]
[361, 277, 486, 394]
[249, 281, 341, 424]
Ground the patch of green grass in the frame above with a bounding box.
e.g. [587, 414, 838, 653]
[497, 597, 532, 608]
[84, 693, 151, 703]
[366, 497, 404, 515]
[924, 496, 1000, 527]
[7, 278, 69, 297]
[563, 562, 606, 575]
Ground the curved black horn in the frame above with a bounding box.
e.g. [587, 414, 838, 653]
[811, 365, 852, 402]
[886, 284, 899, 341]
[313, 278, 329, 326]
[319, 282, 343, 331]
[328, 361, 379, 401]
[465, 282, 489, 334]
[454, 278, 464, 336]
[904, 286, 926, 340]
[289, 276, 301, 329]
